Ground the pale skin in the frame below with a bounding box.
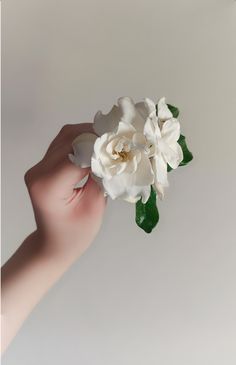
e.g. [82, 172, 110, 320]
[1, 123, 106, 353]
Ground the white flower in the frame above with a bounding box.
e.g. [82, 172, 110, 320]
[69, 96, 183, 203]
[141, 97, 183, 198]
[70, 97, 154, 203]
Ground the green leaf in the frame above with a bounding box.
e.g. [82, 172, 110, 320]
[167, 104, 179, 118]
[135, 187, 159, 233]
[168, 134, 193, 172]
[178, 134, 193, 166]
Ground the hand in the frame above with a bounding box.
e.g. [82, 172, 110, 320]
[2, 124, 106, 353]
[24, 123, 106, 260]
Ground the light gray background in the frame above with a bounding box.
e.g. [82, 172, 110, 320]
[2, 0, 236, 364]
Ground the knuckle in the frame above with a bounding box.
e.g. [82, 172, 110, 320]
[24, 168, 32, 185]
[60, 124, 73, 133]
[24, 163, 41, 188]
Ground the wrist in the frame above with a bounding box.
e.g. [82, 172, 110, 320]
[34, 228, 87, 267]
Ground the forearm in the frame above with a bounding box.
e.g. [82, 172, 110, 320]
[1, 231, 78, 353]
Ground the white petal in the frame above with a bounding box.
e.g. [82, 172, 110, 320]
[94, 97, 136, 136]
[91, 156, 104, 178]
[93, 133, 113, 167]
[133, 152, 154, 186]
[116, 121, 136, 137]
[74, 174, 89, 188]
[94, 105, 122, 136]
[70, 133, 97, 168]
[118, 97, 136, 123]
[144, 117, 160, 143]
[106, 163, 124, 177]
[90, 174, 104, 192]
[144, 97, 156, 114]
[132, 132, 147, 148]
[140, 185, 151, 203]
[106, 137, 119, 155]
[113, 139, 126, 153]
[134, 98, 156, 133]
[119, 97, 152, 133]
[153, 182, 165, 200]
[152, 154, 168, 187]
[161, 118, 181, 143]
[122, 195, 140, 203]
[68, 153, 76, 164]
[123, 185, 151, 204]
[93, 133, 109, 157]
[135, 101, 150, 120]
[162, 142, 183, 169]
[116, 161, 128, 175]
[102, 174, 132, 200]
[158, 97, 173, 121]
[159, 140, 183, 169]
[103, 173, 151, 203]
[134, 101, 150, 132]
[119, 152, 138, 175]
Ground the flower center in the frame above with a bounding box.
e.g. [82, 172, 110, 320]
[117, 150, 129, 161]
[111, 138, 132, 162]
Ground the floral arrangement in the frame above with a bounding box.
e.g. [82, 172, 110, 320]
[69, 97, 193, 233]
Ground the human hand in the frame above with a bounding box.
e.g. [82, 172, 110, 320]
[24, 123, 106, 261]
[1, 123, 106, 353]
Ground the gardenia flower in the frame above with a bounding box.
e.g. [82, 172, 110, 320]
[69, 96, 183, 203]
[142, 97, 183, 198]
[70, 97, 154, 203]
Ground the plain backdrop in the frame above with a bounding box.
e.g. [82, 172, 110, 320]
[2, 0, 236, 364]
